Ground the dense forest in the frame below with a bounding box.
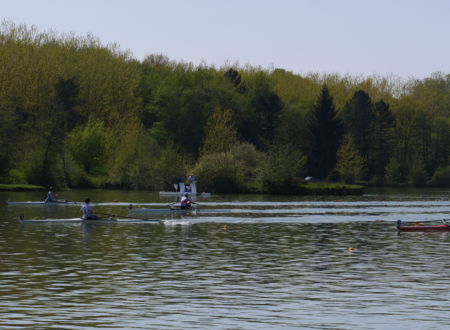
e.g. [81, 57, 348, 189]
[0, 22, 449, 192]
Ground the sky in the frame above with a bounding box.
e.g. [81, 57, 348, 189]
[2, 0, 450, 79]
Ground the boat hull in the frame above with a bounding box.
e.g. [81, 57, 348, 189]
[19, 217, 161, 224]
[7, 201, 82, 206]
[397, 224, 450, 232]
[396, 220, 450, 232]
[159, 192, 211, 197]
[129, 207, 197, 214]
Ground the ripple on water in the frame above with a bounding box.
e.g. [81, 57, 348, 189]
[0, 191, 450, 328]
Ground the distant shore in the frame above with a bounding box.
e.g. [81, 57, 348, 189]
[299, 183, 364, 195]
[0, 182, 363, 195]
[0, 184, 46, 191]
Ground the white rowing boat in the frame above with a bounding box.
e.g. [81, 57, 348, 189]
[18, 215, 161, 224]
[129, 207, 197, 214]
[7, 200, 82, 206]
[128, 207, 232, 214]
[159, 191, 211, 197]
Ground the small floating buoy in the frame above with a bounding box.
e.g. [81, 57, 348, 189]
[223, 225, 229, 230]
[348, 247, 355, 252]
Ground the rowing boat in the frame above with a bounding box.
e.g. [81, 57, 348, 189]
[158, 191, 211, 197]
[7, 200, 82, 206]
[129, 207, 198, 214]
[18, 215, 161, 224]
[396, 220, 450, 232]
[128, 206, 233, 214]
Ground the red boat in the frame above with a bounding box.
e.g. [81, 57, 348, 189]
[396, 220, 450, 232]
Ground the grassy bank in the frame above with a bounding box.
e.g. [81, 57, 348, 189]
[0, 184, 46, 191]
[0, 182, 363, 195]
[300, 182, 364, 195]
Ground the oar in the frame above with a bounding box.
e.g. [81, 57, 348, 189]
[169, 201, 199, 210]
[95, 212, 161, 222]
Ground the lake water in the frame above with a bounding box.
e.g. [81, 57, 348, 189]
[1, 188, 449, 329]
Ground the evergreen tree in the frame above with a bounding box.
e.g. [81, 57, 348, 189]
[336, 134, 366, 183]
[372, 99, 395, 181]
[307, 85, 343, 178]
[341, 90, 375, 165]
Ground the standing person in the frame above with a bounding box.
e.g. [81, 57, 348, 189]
[80, 198, 99, 220]
[176, 177, 183, 192]
[188, 174, 196, 184]
[44, 187, 57, 203]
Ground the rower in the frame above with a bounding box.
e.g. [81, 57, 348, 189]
[180, 193, 195, 209]
[44, 186, 58, 203]
[80, 198, 99, 220]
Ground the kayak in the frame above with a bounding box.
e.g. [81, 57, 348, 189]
[396, 220, 450, 232]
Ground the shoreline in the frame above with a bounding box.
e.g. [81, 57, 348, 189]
[0, 182, 364, 195]
[0, 184, 46, 191]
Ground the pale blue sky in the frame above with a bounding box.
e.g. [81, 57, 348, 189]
[2, 0, 450, 78]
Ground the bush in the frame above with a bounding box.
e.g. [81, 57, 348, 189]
[229, 143, 264, 185]
[258, 145, 307, 194]
[408, 159, 428, 187]
[385, 157, 407, 185]
[153, 147, 192, 190]
[427, 166, 450, 187]
[192, 152, 246, 193]
[66, 118, 111, 175]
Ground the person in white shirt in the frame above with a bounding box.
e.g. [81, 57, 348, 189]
[188, 174, 196, 184]
[80, 198, 99, 220]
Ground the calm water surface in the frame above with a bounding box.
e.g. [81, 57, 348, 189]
[1, 188, 449, 329]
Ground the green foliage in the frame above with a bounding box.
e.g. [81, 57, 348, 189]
[192, 143, 264, 193]
[66, 118, 111, 174]
[258, 145, 307, 194]
[427, 166, 450, 187]
[307, 85, 343, 178]
[0, 183, 45, 191]
[372, 99, 395, 179]
[192, 152, 245, 193]
[408, 159, 428, 187]
[200, 108, 239, 156]
[336, 135, 366, 184]
[341, 90, 375, 160]
[153, 147, 192, 190]
[106, 121, 158, 189]
[0, 21, 448, 191]
[385, 157, 408, 185]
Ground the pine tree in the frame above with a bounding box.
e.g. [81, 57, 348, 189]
[372, 99, 395, 180]
[341, 90, 375, 159]
[336, 134, 366, 183]
[307, 85, 343, 178]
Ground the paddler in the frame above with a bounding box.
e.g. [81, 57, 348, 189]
[80, 197, 99, 220]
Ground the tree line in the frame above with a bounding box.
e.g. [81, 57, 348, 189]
[0, 22, 449, 192]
